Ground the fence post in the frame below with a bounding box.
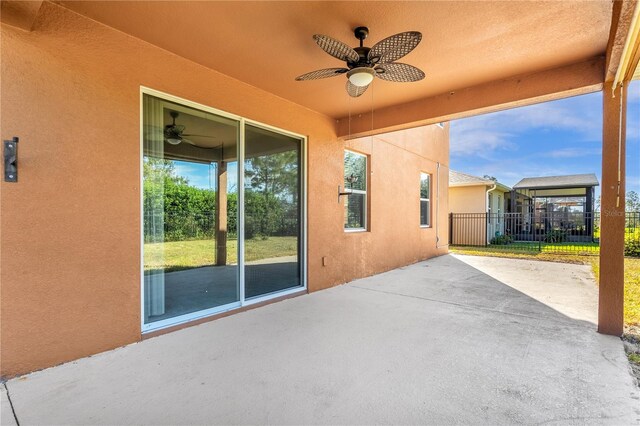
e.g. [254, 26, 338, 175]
[485, 213, 488, 247]
[449, 213, 453, 245]
[537, 213, 542, 252]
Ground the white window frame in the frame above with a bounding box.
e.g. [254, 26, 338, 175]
[139, 86, 308, 333]
[420, 172, 431, 228]
[343, 150, 367, 232]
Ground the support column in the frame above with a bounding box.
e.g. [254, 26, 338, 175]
[216, 161, 228, 266]
[599, 81, 627, 336]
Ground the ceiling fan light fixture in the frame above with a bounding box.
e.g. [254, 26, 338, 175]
[166, 137, 182, 145]
[347, 67, 375, 87]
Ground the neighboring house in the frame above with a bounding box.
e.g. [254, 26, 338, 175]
[508, 173, 599, 242]
[449, 170, 511, 244]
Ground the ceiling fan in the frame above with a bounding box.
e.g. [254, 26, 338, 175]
[164, 111, 218, 147]
[295, 26, 425, 97]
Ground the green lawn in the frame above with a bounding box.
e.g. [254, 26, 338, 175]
[144, 236, 298, 272]
[450, 246, 640, 327]
[477, 241, 600, 255]
[591, 257, 640, 327]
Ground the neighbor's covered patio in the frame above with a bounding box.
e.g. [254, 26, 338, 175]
[3, 255, 637, 424]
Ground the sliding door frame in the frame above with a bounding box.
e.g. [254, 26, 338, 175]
[139, 87, 307, 333]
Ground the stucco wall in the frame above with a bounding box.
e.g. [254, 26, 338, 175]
[1, 3, 448, 377]
[449, 185, 488, 213]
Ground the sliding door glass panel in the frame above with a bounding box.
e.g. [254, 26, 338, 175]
[143, 94, 239, 325]
[244, 124, 302, 299]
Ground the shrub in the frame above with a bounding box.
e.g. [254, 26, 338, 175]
[490, 234, 513, 245]
[544, 229, 566, 243]
[626, 233, 640, 257]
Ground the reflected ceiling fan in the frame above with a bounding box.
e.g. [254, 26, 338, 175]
[164, 111, 219, 148]
[295, 27, 425, 97]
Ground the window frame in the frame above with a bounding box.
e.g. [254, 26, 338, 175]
[420, 172, 431, 228]
[343, 149, 368, 232]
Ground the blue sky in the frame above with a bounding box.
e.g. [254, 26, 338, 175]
[173, 161, 238, 191]
[450, 81, 640, 196]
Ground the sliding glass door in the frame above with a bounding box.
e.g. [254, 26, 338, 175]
[142, 90, 305, 331]
[244, 125, 302, 299]
[143, 94, 240, 327]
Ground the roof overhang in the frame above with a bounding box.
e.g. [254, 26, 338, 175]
[3, 1, 638, 135]
[450, 182, 511, 192]
[514, 184, 599, 191]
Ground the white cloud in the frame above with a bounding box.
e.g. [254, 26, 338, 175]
[449, 126, 515, 159]
[450, 92, 602, 159]
[544, 148, 601, 159]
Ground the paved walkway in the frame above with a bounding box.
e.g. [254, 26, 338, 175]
[4, 255, 639, 424]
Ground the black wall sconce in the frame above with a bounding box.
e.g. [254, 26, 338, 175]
[4, 137, 18, 182]
[338, 174, 358, 203]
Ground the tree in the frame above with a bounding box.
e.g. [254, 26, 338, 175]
[245, 151, 298, 200]
[627, 191, 640, 212]
[595, 191, 638, 213]
[244, 151, 299, 238]
[143, 157, 216, 242]
[483, 175, 497, 182]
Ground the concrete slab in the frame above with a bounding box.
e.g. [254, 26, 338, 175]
[6, 254, 640, 424]
[1, 385, 17, 426]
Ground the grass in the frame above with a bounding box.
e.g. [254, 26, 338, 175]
[590, 257, 640, 327]
[450, 246, 640, 327]
[450, 246, 593, 265]
[144, 236, 298, 272]
[473, 241, 599, 255]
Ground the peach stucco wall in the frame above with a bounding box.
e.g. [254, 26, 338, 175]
[1, 3, 448, 377]
[449, 185, 488, 214]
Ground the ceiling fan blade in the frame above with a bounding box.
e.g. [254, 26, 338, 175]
[295, 68, 349, 81]
[182, 133, 218, 138]
[182, 139, 224, 150]
[369, 31, 422, 64]
[313, 34, 360, 63]
[375, 63, 425, 82]
[346, 80, 370, 98]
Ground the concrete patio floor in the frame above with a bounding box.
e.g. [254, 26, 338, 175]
[3, 254, 640, 425]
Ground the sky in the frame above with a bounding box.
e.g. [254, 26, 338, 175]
[450, 80, 640, 196]
[173, 160, 238, 191]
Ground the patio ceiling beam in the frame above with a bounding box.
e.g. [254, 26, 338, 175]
[335, 58, 604, 139]
[605, 0, 640, 84]
[0, 1, 44, 32]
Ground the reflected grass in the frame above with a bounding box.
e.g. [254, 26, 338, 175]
[145, 236, 298, 272]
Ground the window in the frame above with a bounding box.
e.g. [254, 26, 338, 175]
[344, 150, 367, 231]
[420, 173, 430, 227]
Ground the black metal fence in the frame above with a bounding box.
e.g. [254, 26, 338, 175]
[449, 211, 640, 256]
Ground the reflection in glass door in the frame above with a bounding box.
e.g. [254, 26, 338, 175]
[142, 94, 239, 327]
[244, 125, 303, 299]
[142, 90, 305, 331]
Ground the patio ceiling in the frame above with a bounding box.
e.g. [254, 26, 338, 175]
[54, 1, 612, 122]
